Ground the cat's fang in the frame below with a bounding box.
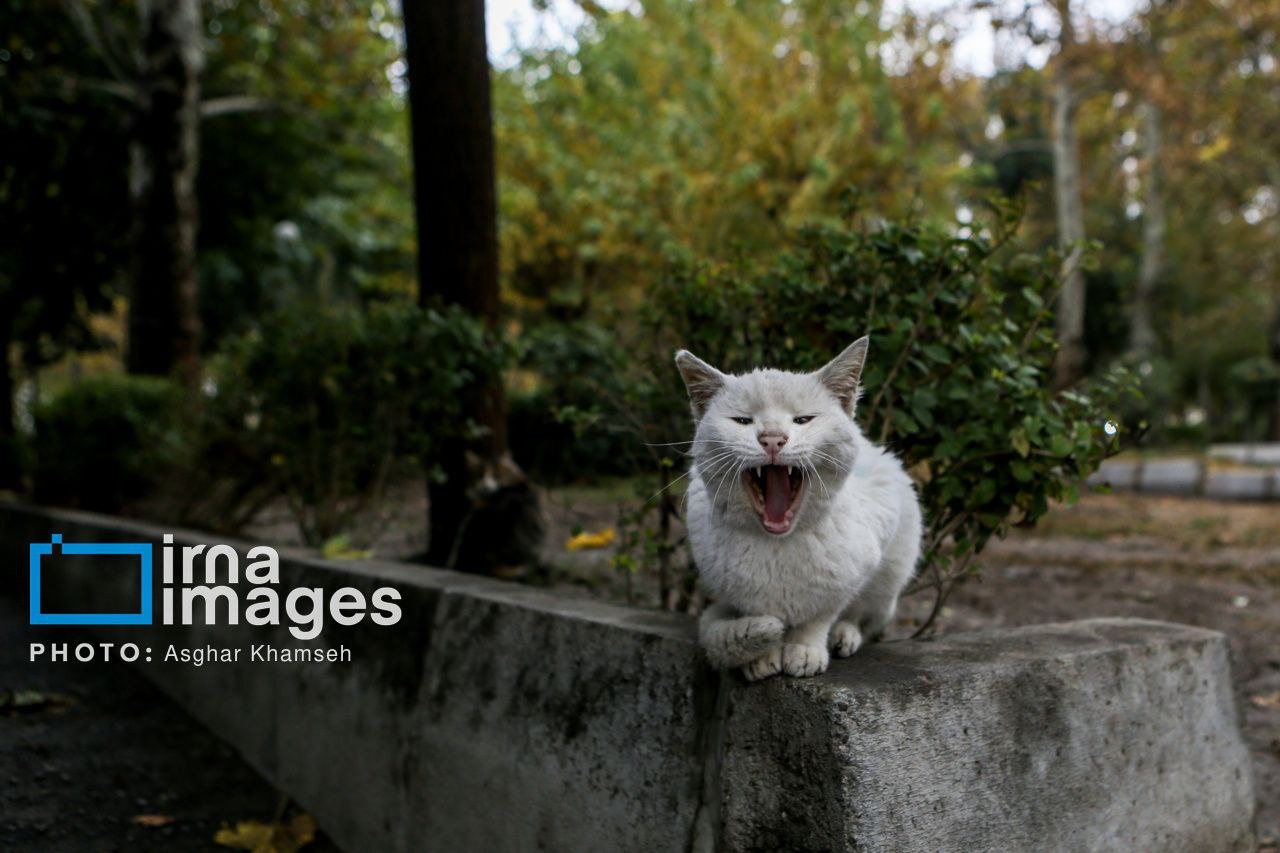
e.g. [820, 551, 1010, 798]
[739, 464, 806, 535]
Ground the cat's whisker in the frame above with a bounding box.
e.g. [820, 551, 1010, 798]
[710, 457, 745, 513]
[806, 448, 850, 472]
[808, 459, 835, 500]
[815, 455, 849, 472]
[674, 450, 742, 506]
[705, 457, 736, 509]
[645, 449, 738, 504]
[807, 457, 849, 481]
[803, 462, 832, 501]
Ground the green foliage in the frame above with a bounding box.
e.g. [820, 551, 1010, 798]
[199, 299, 504, 546]
[0, 0, 128, 370]
[508, 322, 640, 482]
[494, 0, 980, 317]
[595, 205, 1139, 616]
[32, 375, 184, 512]
[198, 0, 415, 345]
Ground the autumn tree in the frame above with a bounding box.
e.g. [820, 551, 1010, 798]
[493, 0, 983, 317]
[1126, 0, 1280, 433]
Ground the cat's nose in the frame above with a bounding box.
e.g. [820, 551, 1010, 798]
[757, 431, 788, 455]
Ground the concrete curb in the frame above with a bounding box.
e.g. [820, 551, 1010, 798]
[1090, 457, 1280, 501]
[2, 503, 1258, 852]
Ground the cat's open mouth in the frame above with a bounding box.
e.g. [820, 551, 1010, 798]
[743, 465, 805, 535]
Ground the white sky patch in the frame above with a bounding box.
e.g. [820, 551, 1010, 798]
[1242, 186, 1277, 225]
[487, 0, 636, 68]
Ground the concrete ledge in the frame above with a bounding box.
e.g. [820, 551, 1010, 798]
[1, 504, 1257, 852]
[722, 621, 1256, 852]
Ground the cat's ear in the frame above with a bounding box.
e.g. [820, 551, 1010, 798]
[674, 350, 726, 420]
[817, 336, 869, 413]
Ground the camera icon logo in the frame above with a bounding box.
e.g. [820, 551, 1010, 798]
[29, 534, 153, 626]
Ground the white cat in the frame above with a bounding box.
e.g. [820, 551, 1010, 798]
[675, 338, 922, 681]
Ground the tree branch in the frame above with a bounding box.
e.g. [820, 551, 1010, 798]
[63, 0, 135, 85]
[45, 74, 139, 104]
[199, 96, 276, 119]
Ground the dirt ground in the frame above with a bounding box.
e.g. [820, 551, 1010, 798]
[0, 598, 340, 852]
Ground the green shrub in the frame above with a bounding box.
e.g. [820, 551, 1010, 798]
[508, 322, 641, 482]
[200, 299, 504, 546]
[32, 374, 185, 512]
[609, 205, 1138, 625]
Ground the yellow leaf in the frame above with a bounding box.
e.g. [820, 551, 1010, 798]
[565, 528, 616, 551]
[214, 814, 317, 853]
[1252, 692, 1280, 711]
[321, 534, 372, 560]
[131, 814, 176, 828]
[1197, 135, 1231, 162]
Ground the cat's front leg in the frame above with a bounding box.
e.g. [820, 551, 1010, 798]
[781, 612, 840, 677]
[698, 602, 785, 670]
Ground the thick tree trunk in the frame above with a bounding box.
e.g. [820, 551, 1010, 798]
[126, 0, 203, 386]
[1129, 101, 1163, 355]
[1051, 1, 1088, 387]
[402, 0, 542, 572]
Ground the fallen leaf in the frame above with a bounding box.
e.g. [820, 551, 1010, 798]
[0, 690, 75, 714]
[1252, 692, 1280, 711]
[214, 813, 316, 853]
[132, 814, 176, 828]
[320, 534, 371, 561]
[566, 528, 616, 551]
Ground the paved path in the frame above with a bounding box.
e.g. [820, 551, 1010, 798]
[0, 597, 339, 852]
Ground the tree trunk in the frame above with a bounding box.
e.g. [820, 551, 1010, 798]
[1129, 100, 1163, 355]
[1268, 301, 1280, 442]
[0, 315, 19, 489]
[1051, 0, 1088, 387]
[126, 0, 203, 386]
[402, 0, 542, 571]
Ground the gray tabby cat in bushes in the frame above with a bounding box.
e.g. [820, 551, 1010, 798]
[675, 338, 922, 680]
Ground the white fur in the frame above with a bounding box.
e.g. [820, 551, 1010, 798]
[675, 339, 922, 680]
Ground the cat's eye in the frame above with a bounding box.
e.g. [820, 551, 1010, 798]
[730, 416, 753, 425]
[793, 415, 816, 424]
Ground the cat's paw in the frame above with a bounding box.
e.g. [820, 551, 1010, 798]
[731, 614, 786, 650]
[741, 646, 783, 682]
[829, 621, 863, 658]
[781, 642, 830, 678]
[700, 612, 785, 669]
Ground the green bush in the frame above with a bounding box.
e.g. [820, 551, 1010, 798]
[200, 299, 504, 546]
[32, 374, 184, 512]
[607, 205, 1138, 623]
[508, 322, 642, 483]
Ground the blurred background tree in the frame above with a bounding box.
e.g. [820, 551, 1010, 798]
[493, 0, 983, 319]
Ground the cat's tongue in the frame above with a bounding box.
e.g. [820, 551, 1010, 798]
[763, 465, 792, 524]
